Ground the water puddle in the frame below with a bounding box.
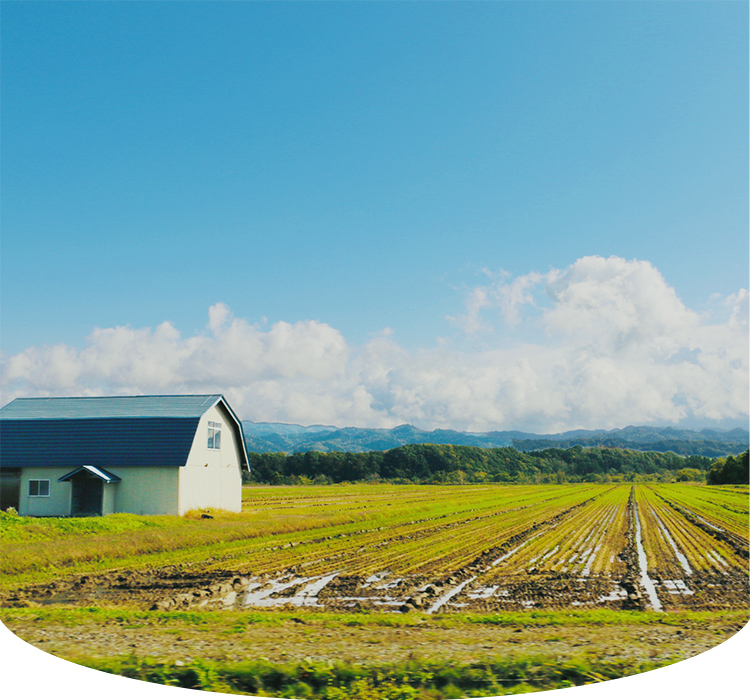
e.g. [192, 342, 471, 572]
[598, 584, 628, 603]
[239, 574, 339, 608]
[694, 515, 723, 532]
[427, 576, 476, 613]
[582, 544, 602, 576]
[656, 520, 692, 576]
[634, 503, 663, 611]
[706, 550, 729, 570]
[663, 579, 694, 596]
[466, 585, 499, 600]
[287, 573, 340, 606]
[490, 531, 544, 567]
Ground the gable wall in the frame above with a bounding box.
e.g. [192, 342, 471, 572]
[178, 403, 243, 514]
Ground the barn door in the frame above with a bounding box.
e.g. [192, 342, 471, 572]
[0, 469, 20, 511]
[71, 476, 103, 516]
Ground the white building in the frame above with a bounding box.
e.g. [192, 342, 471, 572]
[0, 395, 249, 516]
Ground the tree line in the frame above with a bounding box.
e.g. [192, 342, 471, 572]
[242, 443, 748, 486]
[706, 450, 749, 485]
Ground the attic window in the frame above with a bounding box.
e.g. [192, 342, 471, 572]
[207, 421, 222, 450]
[29, 479, 50, 497]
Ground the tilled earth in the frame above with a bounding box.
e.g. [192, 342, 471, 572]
[1, 563, 747, 614]
[2, 564, 748, 679]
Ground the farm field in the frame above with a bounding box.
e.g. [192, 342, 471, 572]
[1, 482, 748, 698]
[1, 483, 748, 613]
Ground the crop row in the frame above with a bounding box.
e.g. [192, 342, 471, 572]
[636, 486, 745, 576]
[647, 484, 748, 539]
[223, 485, 610, 577]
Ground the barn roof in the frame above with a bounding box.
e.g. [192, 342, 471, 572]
[0, 395, 249, 470]
[0, 394, 224, 420]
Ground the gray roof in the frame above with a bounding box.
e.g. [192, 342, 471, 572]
[0, 395, 249, 470]
[0, 394, 225, 420]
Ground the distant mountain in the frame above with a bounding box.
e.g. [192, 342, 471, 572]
[242, 422, 513, 454]
[500, 425, 749, 457]
[241, 422, 749, 458]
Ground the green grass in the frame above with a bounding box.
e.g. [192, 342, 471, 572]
[3, 605, 744, 631]
[0, 510, 165, 541]
[68, 652, 676, 698]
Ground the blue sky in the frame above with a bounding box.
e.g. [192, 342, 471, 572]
[1, 2, 747, 431]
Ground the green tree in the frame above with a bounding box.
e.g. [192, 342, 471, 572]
[675, 468, 704, 482]
[707, 450, 749, 485]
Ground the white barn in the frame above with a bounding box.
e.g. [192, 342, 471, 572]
[0, 395, 249, 516]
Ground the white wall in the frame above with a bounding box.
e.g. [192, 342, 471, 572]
[102, 482, 118, 515]
[18, 467, 178, 516]
[179, 403, 243, 514]
[18, 468, 71, 517]
[110, 467, 179, 515]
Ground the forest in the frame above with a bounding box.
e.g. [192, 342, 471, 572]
[244, 444, 748, 486]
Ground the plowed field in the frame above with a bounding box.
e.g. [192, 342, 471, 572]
[3, 483, 747, 614]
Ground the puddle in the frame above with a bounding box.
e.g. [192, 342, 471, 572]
[706, 551, 729, 570]
[427, 576, 476, 613]
[490, 531, 544, 567]
[663, 579, 694, 596]
[241, 577, 305, 606]
[582, 544, 602, 576]
[529, 545, 559, 566]
[656, 520, 692, 576]
[287, 573, 340, 606]
[467, 585, 499, 600]
[694, 515, 723, 532]
[373, 578, 403, 590]
[634, 503, 662, 611]
[598, 584, 628, 603]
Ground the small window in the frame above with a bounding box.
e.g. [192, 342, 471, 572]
[29, 479, 50, 497]
[207, 421, 222, 450]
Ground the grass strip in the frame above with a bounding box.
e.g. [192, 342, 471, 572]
[2, 606, 745, 631]
[69, 652, 676, 698]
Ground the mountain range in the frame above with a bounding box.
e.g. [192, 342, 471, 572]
[241, 422, 749, 458]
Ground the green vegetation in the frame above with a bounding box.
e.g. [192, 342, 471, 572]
[1, 604, 732, 630]
[0, 509, 164, 542]
[72, 652, 673, 698]
[246, 444, 715, 485]
[651, 483, 749, 541]
[707, 449, 749, 485]
[7, 604, 744, 698]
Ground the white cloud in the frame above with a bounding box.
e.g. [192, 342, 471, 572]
[448, 270, 542, 332]
[2, 257, 747, 432]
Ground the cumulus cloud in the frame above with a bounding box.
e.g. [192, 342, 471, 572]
[448, 270, 542, 331]
[2, 257, 747, 432]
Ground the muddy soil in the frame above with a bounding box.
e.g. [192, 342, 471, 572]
[0, 565, 248, 611]
[2, 562, 747, 614]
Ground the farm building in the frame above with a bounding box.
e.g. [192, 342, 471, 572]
[0, 394, 249, 516]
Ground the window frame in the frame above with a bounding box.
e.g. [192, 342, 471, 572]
[28, 479, 50, 497]
[207, 420, 222, 450]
